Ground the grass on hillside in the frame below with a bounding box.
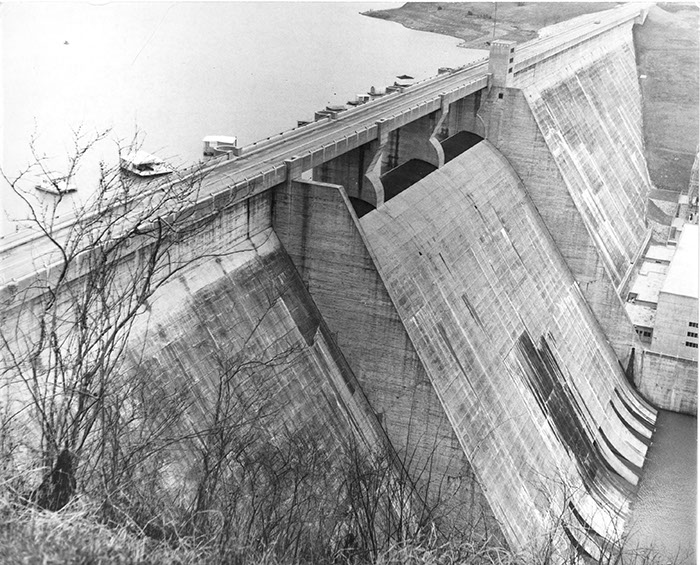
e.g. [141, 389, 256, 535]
[363, 3, 618, 48]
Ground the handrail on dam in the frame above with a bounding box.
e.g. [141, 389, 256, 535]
[230, 59, 490, 161]
[0, 3, 648, 282]
[0, 60, 492, 259]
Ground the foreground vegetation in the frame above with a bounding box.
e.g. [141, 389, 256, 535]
[0, 132, 500, 563]
[0, 491, 684, 565]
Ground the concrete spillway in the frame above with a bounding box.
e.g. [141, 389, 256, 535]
[122, 199, 388, 478]
[520, 25, 650, 288]
[357, 141, 656, 551]
[480, 20, 651, 377]
[272, 178, 503, 537]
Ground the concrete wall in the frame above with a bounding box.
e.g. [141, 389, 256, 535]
[272, 179, 502, 539]
[478, 86, 644, 374]
[312, 142, 380, 207]
[394, 112, 442, 169]
[446, 92, 483, 138]
[0, 190, 393, 508]
[641, 351, 697, 415]
[651, 293, 699, 361]
[515, 23, 650, 288]
[357, 142, 655, 554]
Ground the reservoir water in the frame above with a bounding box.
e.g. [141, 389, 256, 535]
[0, 2, 483, 235]
[624, 410, 697, 563]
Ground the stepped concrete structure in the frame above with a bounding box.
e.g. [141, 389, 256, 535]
[2, 3, 695, 557]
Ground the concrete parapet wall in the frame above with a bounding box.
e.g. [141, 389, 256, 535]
[357, 142, 655, 552]
[513, 5, 645, 79]
[641, 351, 698, 415]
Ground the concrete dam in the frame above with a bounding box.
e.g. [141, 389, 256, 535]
[2, 3, 693, 558]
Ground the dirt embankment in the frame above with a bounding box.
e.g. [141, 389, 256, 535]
[364, 2, 699, 194]
[635, 3, 699, 193]
[362, 2, 617, 49]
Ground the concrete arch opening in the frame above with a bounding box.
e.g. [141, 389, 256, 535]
[441, 131, 484, 163]
[381, 159, 437, 203]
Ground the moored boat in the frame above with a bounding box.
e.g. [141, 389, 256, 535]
[34, 175, 77, 195]
[120, 150, 172, 177]
[203, 135, 238, 158]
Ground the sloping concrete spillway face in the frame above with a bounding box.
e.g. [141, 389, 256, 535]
[518, 22, 650, 288]
[357, 141, 656, 555]
[272, 179, 505, 539]
[122, 196, 385, 498]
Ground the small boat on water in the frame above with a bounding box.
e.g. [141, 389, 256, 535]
[35, 175, 77, 195]
[120, 150, 172, 177]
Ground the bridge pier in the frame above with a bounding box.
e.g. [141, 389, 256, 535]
[312, 140, 383, 209]
[363, 135, 386, 208]
[387, 110, 443, 170]
[445, 91, 484, 139]
[313, 109, 449, 211]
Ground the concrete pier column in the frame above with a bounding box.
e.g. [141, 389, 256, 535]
[446, 91, 485, 138]
[285, 156, 305, 189]
[363, 119, 391, 208]
[313, 145, 378, 207]
[426, 94, 450, 169]
[393, 110, 443, 169]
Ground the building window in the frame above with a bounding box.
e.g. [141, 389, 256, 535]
[509, 57, 514, 63]
[498, 93, 504, 99]
[688, 332, 698, 338]
[508, 68, 513, 73]
[690, 322, 699, 328]
[510, 47, 515, 53]
[685, 342, 699, 348]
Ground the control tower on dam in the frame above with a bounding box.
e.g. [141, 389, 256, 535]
[1, 2, 694, 559]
